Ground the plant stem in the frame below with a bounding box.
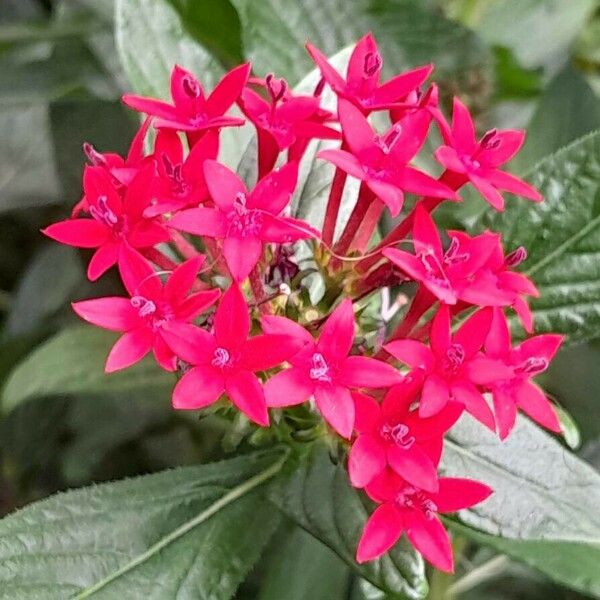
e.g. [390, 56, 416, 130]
[322, 141, 348, 246]
[73, 454, 287, 599]
[249, 264, 272, 315]
[333, 182, 375, 259]
[170, 230, 200, 260]
[350, 198, 385, 254]
[142, 248, 179, 272]
[446, 555, 510, 598]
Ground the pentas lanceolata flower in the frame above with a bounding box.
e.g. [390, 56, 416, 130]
[44, 33, 565, 574]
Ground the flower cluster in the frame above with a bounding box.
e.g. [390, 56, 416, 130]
[44, 33, 563, 573]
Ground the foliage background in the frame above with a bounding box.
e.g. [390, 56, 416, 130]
[0, 0, 599, 598]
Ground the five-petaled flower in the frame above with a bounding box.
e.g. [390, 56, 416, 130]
[161, 284, 307, 426]
[319, 100, 458, 216]
[467, 307, 562, 439]
[261, 299, 403, 438]
[349, 382, 462, 492]
[434, 98, 542, 210]
[168, 160, 317, 281]
[356, 467, 492, 571]
[43, 165, 170, 280]
[307, 32, 432, 113]
[123, 63, 250, 137]
[385, 305, 496, 430]
[72, 244, 220, 372]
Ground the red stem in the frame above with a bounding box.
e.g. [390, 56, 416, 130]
[170, 230, 199, 260]
[322, 141, 348, 246]
[249, 264, 272, 315]
[356, 171, 466, 274]
[350, 198, 385, 254]
[334, 182, 375, 258]
[142, 248, 179, 271]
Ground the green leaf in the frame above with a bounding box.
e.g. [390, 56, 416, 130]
[231, 0, 490, 84]
[443, 416, 600, 597]
[115, 0, 223, 99]
[0, 448, 284, 598]
[513, 65, 600, 173]
[1, 326, 175, 413]
[165, 0, 244, 68]
[256, 524, 352, 600]
[474, 0, 597, 70]
[0, 103, 61, 212]
[482, 130, 600, 342]
[271, 444, 428, 600]
[5, 245, 84, 337]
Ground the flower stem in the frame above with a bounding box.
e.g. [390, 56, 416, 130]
[333, 182, 375, 260]
[356, 171, 466, 273]
[322, 141, 348, 246]
[249, 264, 272, 315]
[170, 230, 200, 260]
[142, 248, 179, 271]
[350, 198, 385, 254]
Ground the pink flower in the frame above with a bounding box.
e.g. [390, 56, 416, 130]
[261, 299, 403, 438]
[467, 308, 562, 439]
[144, 129, 219, 217]
[383, 205, 499, 305]
[43, 165, 169, 281]
[319, 100, 458, 216]
[434, 98, 542, 210]
[168, 160, 317, 281]
[122, 64, 250, 134]
[356, 468, 492, 571]
[72, 244, 220, 372]
[385, 305, 496, 429]
[307, 33, 432, 113]
[161, 284, 306, 426]
[240, 75, 340, 160]
[349, 381, 462, 492]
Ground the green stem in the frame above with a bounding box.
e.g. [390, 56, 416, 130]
[446, 555, 510, 598]
[73, 455, 287, 599]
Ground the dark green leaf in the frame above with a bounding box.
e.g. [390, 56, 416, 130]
[5, 245, 84, 337]
[492, 46, 542, 100]
[483, 130, 600, 342]
[271, 443, 428, 600]
[1, 326, 175, 413]
[513, 65, 600, 172]
[165, 0, 244, 67]
[0, 449, 284, 598]
[256, 524, 351, 600]
[443, 416, 600, 597]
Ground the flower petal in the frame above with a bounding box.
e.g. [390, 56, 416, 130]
[450, 97, 477, 153]
[317, 299, 355, 364]
[486, 169, 542, 202]
[225, 370, 269, 426]
[241, 334, 307, 371]
[205, 63, 250, 117]
[203, 159, 247, 211]
[164, 255, 206, 301]
[260, 315, 315, 345]
[420, 373, 450, 418]
[118, 243, 162, 298]
[214, 283, 250, 351]
[223, 235, 263, 282]
[352, 391, 382, 434]
[433, 478, 493, 513]
[264, 367, 314, 407]
[338, 355, 403, 388]
[249, 161, 298, 214]
[356, 503, 404, 564]
[492, 386, 518, 440]
[388, 443, 439, 492]
[42, 219, 110, 248]
[317, 149, 366, 180]
[160, 321, 216, 365]
[514, 380, 561, 433]
[384, 339, 434, 371]
[87, 243, 119, 281]
[172, 365, 224, 409]
[168, 207, 227, 238]
[451, 382, 495, 431]
[454, 307, 493, 357]
[349, 434, 387, 488]
[405, 511, 453, 573]
[72, 297, 140, 331]
[314, 383, 355, 438]
[105, 328, 154, 372]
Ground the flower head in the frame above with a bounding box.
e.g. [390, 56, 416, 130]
[168, 160, 317, 281]
[72, 244, 220, 372]
[161, 284, 307, 426]
[43, 165, 169, 280]
[434, 98, 542, 210]
[349, 381, 462, 491]
[262, 299, 403, 438]
[356, 468, 492, 571]
[467, 308, 562, 438]
[318, 100, 458, 216]
[123, 64, 250, 135]
[307, 33, 432, 113]
[385, 305, 496, 429]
